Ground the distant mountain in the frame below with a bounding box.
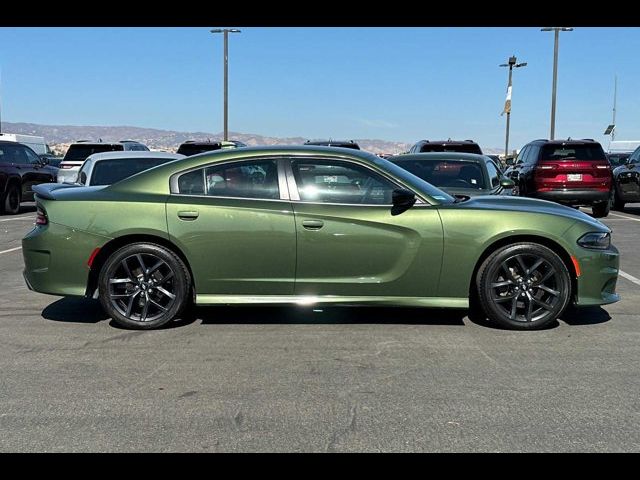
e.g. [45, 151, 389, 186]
[2, 122, 415, 155]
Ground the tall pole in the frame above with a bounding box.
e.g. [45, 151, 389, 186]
[223, 29, 229, 141]
[542, 27, 573, 140]
[505, 65, 513, 157]
[500, 56, 526, 158]
[550, 28, 559, 140]
[612, 75, 617, 142]
[211, 28, 241, 141]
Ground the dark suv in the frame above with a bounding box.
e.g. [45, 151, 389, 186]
[176, 140, 247, 157]
[57, 140, 149, 183]
[0, 141, 58, 214]
[409, 139, 483, 155]
[505, 139, 612, 217]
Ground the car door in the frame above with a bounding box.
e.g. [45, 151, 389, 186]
[286, 156, 444, 298]
[22, 146, 53, 200]
[166, 157, 296, 297]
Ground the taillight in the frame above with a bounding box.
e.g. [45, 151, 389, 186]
[36, 206, 48, 225]
[535, 162, 557, 171]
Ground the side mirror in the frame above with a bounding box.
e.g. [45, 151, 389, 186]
[391, 188, 416, 215]
[40, 157, 50, 165]
[500, 178, 515, 189]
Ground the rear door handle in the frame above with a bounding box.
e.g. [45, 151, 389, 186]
[302, 220, 324, 230]
[178, 210, 199, 221]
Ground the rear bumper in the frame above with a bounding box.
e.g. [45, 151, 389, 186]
[532, 189, 610, 205]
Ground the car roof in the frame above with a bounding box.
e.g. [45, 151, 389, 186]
[390, 152, 489, 163]
[304, 140, 359, 145]
[529, 138, 601, 145]
[84, 151, 185, 162]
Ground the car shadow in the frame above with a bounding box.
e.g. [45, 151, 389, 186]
[40, 298, 612, 330]
[41, 297, 109, 324]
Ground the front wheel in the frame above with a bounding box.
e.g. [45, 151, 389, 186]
[98, 243, 190, 329]
[476, 243, 572, 330]
[1, 184, 21, 215]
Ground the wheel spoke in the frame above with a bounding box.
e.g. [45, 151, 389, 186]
[536, 284, 560, 296]
[532, 297, 553, 311]
[125, 291, 141, 317]
[491, 279, 513, 288]
[156, 286, 176, 300]
[155, 271, 174, 284]
[140, 297, 149, 321]
[493, 293, 517, 303]
[509, 297, 518, 320]
[501, 262, 516, 281]
[537, 267, 556, 284]
[525, 295, 533, 321]
[528, 258, 545, 275]
[148, 259, 164, 275]
[121, 259, 134, 280]
[109, 278, 134, 285]
[149, 299, 168, 312]
[111, 292, 138, 299]
[515, 255, 528, 276]
[136, 254, 147, 274]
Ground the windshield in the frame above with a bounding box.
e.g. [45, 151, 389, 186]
[64, 144, 124, 162]
[89, 157, 176, 186]
[392, 159, 488, 190]
[370, 155, 456, 204]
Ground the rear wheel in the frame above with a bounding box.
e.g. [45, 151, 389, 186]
[592, 200, 610, 218]
[477, 243, 572, 330]
[98, 243, 190, 329]
[1, 184, 21, 215]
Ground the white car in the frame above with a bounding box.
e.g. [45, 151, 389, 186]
[75, 151, 185, 186]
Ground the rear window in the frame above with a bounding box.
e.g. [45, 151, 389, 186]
[89, 157, 176, 186]
[63, 144, 124, 162]
[419, 144, 482, 155]
[541, 144, 606, 161]
[177, 143, 222, 156]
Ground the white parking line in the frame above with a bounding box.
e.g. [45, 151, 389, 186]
[619, 270, 640, 287]
[0, 246, 22, 255]
[609, 212, 640, 222]
[0, 216, 34, 223]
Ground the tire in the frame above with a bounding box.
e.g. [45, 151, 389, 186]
[1, 183, 21, 215]
[592, 200, 610, 218]
[612, 190, 625, 211]
[98, 243, 191, 329]
[476, 243, 572, 330]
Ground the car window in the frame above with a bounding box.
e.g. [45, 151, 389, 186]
[486, 161, 501, 188]
[89, 157, 176, 186]
[0, 144, 29, 164]
[516, 146, 529, 164]
[63, 144, 124, 162]
[540, 144, 606, 161]
[24, 147, 42, 165]
[177, 160, 280, 200]
[291, 159, 398, 204]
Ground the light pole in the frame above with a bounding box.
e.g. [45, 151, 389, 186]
[210, 28, 241, 141]
[500, 55, 527, 158]
[541, 27, 573, 140]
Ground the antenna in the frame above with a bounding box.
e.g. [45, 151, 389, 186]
[612, 75, 617, 142]
[0, 66, 3, 135]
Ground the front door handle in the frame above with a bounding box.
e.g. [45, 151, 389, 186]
[302, 220, 324, 230]
[178, 210, 199, 221]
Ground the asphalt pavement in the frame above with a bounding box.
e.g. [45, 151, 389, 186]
[0, 203, 638, 452]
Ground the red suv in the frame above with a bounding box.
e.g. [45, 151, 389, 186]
[505, 139, 612, 217]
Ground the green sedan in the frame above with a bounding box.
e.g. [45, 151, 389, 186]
[23, 146, 620, 330]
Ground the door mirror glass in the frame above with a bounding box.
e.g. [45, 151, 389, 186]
[505, 157, 515, 166]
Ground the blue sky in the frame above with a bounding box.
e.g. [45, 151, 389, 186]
[0, 27, 638, 149]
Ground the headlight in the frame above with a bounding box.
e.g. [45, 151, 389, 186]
[577, 232, 611, 250]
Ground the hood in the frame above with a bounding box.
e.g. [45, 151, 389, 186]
[451, 195, 609, 231]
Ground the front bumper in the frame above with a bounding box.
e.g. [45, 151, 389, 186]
[574, 244, 620, 306]
[533, 189, 610, 205]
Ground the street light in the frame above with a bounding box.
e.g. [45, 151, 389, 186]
[210, 28, 242, 141]
[499, 55, 527, 158]
[541, 27, 573, 140]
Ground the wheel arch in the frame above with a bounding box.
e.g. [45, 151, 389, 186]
[86, 233, 195, 299]
[469, 234, 578, 302]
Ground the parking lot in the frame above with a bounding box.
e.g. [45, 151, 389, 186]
[1, 203, 639, 452]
